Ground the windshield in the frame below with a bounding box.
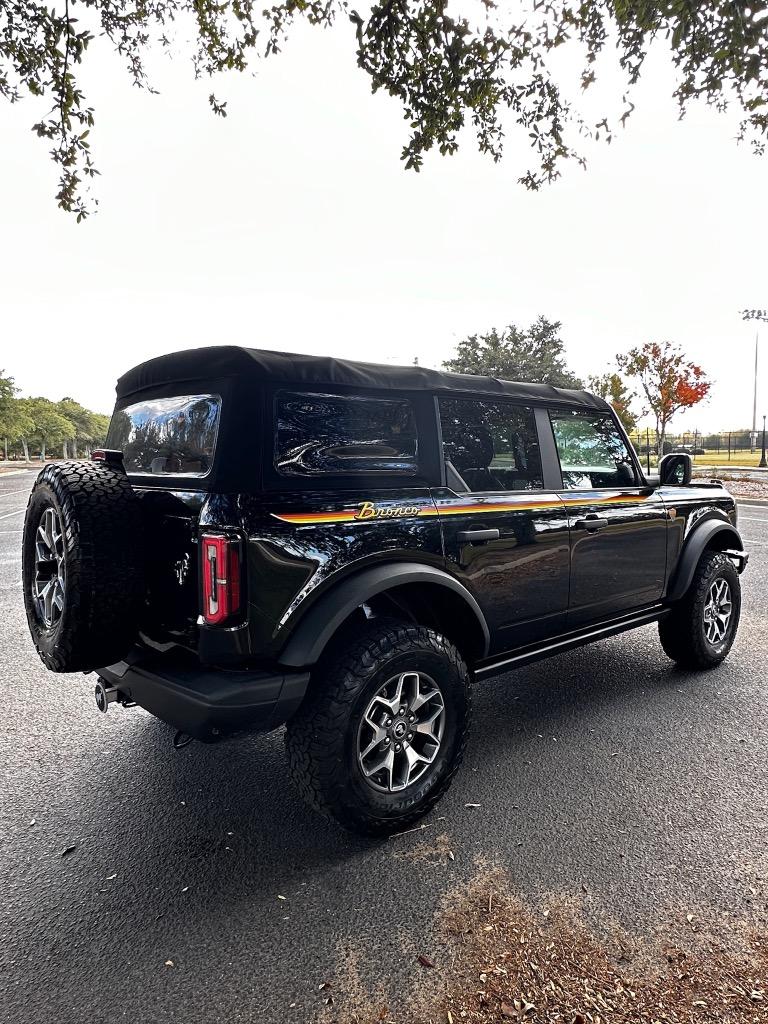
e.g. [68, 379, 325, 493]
[107, 394, 221, 476]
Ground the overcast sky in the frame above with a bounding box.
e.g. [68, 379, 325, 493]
[1, 13, 767, 434]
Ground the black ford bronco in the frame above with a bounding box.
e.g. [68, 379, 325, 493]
[22, 347, 748, 835]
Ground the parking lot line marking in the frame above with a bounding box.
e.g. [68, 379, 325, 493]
[0, 489, 32, 498]
[0, 508, 23, 522]
[739, 515, 768, 523]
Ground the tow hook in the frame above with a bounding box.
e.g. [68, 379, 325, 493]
[94, 678, 134, 712]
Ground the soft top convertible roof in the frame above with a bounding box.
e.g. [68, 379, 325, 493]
[116, 345, 610, 412]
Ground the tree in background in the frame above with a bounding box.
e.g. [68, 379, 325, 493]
[616, 342, 711, 455]
[57, 398, 109, 457]
[445, 317, 583, 388]
[587, 372, 638, 434]
[25, 398, 75, 460]
[2, 3, 768, 217]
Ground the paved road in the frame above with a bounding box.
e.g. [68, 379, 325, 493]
[1, 470, 767, 1024]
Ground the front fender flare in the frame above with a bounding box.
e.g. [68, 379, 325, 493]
[666, 519, 744, 603]
[277, 563, 491, 668]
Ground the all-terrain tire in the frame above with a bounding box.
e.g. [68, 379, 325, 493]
[659, 550, 741, 670]
[285, 618, 471, 836]
[22, 461, 145, 672]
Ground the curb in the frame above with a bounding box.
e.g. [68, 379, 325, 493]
[735, 497, 768, 509]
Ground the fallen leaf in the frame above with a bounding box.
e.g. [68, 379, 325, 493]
[501, 1003, 516, 1018]
[277, 894, 287, 901]
[417, 954, 435, 968]
[165, 960, 174, 968]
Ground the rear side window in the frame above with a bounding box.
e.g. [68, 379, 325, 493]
[549, 410, 638, 488]
[274, 392, 418, 477]
[107, 394, 221, 476]
[439, 399, 543, 492]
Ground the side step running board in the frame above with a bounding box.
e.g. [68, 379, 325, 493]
[475, 606, 670, 681]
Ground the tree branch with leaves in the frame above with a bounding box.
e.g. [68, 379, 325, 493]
[2, 1, 768, 216]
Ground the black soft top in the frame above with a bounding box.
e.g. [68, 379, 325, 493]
[116, 345, 608, 411]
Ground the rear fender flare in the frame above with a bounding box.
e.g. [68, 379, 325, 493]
[277, 563, 490, 668]
[666, 519, 743, 603]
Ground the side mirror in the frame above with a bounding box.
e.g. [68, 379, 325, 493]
[659, 452, 692, 486]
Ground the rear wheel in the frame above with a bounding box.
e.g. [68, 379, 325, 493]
[659, 550, 741, 669]
[22, 462, 145, 672]
[285, 619, 471, 836]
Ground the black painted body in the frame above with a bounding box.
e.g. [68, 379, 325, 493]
[102, 347, 745, 740]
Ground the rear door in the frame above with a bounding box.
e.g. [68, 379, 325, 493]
[547, 408, 668, 627]
[435, 398, 570, 654]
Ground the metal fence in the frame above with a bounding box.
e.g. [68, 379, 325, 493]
[628, 428, 767, 470]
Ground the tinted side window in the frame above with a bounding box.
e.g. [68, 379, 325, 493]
[275, 392, 418, 477]
[439, 399, 543, 492]
[549, 410, 638, 489]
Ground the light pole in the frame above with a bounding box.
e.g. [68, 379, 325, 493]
[761, 414, 767, 469]
[741, 308, 768, 452]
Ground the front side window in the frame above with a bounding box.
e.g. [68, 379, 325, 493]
[550, 410, 638, 489]
[107, 394, 221, 476]
[274, 392, 418, 477]
[439, 399, 543, 492]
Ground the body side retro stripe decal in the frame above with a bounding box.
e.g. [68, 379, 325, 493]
[271, 492, 657, 526]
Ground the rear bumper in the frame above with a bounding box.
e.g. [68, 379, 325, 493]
[97, 651, 310, 742]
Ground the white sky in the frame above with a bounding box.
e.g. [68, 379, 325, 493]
[1, 11, 767, 434]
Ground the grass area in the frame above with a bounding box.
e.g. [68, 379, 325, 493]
[693, 451, 766, 467]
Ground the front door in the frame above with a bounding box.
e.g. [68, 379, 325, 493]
[435, 398, 571, 654]
[547, 408, 668, 627]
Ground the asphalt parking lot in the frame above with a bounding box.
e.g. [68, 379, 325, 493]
[1, 469, 767, 1024]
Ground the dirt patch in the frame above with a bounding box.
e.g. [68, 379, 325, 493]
[321, 868, 767, 1024]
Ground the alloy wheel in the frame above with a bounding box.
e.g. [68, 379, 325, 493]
[357, 671, 446, 793]
[33, 506, 66, 629]
[703, 577, 732, 645]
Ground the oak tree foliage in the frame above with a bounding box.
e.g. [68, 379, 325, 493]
[445, 316, 583, 388]
[2, 1, 768, 217]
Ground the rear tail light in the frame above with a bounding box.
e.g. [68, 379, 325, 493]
[201, 533, 242, 626]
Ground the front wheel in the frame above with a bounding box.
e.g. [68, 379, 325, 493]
[659, 550, 741, 669]
[285, 619, 471, 836]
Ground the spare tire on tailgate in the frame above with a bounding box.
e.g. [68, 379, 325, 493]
[22, 461, 145, 672]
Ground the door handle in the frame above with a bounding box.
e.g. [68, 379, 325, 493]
[574, 514, 609, 532]
[457, 528, 500, 544]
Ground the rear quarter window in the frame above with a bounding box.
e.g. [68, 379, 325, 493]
[274, 391, 418, 477]
[107, 394, 221, 476]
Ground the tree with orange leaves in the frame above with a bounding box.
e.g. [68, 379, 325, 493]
[616, 342, 711, 456]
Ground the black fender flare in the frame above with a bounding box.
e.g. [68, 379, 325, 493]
[666, 519, 744, 603]
[277, 563, 491, 668]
